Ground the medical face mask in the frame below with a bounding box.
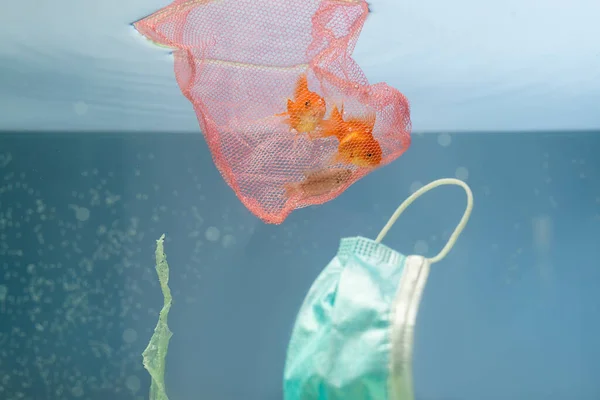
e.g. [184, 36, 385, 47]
[283, 178, 474, 400]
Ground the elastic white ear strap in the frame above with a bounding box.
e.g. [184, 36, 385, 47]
[374, 178, 474, 264]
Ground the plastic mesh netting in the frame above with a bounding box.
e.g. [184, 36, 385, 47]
[134, 0, 411, 224]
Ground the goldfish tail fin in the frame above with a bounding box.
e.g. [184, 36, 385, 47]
[319, 105, 345, 141]
[275, 115, 292, 131]
[365, 111, 377, 130]
[295, 74, 309, 98]
[275, 99, 294, 118]
[283, 182, 298, 199]
[307, 128, 322, 140]
[319, 121, 336, 139]
[328, 151, 346, 166]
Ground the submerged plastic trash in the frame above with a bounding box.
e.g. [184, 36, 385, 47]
[284, 179, 474, 400]
[143, 234, 173, 400]
[134, 0, 411, 224]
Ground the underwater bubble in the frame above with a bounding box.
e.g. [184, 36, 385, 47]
[71, 385, 84, 397]
[532, 216, 552, 251]
[455, 167, 469, 181]
[437, 133, 452, 147]
[409, 181, 423, 194]
[73, 101, 89, 116]
[0, 152, 12, 168]
[205, 226, 220, 242]
[74, 207, 90, 222]
[122, 328, 138, 344]
[414, 240, 429, 255]
[222, 234, 236, 249]
[126, 375, 141, 393]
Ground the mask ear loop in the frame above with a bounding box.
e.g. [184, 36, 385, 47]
[374, 178, 474, 264]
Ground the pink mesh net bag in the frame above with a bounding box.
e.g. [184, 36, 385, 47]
[134, 0, 411, 224]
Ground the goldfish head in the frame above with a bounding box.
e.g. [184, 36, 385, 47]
[290, 94, 327, 133]
[354, 139, 383, 167]
[302, 93, 327, 120]
[338, 134, 383, 167]
[294, 74, 327, 120]
[331, 168, 353, 184]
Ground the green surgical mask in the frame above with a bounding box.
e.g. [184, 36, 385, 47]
[284, 178, 474, 400]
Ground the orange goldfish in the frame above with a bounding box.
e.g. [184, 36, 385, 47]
[283, 167, 353, 199]
[317, 105, 383, 168]
[276, 74, 327, 136]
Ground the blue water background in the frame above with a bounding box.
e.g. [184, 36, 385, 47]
[0, 131, 599, 400]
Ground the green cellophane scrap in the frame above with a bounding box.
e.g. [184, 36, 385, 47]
[142, 234, 173, 400]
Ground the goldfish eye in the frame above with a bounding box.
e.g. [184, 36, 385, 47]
[305, 100, 311, 107]
[366, 153, 372, 157]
